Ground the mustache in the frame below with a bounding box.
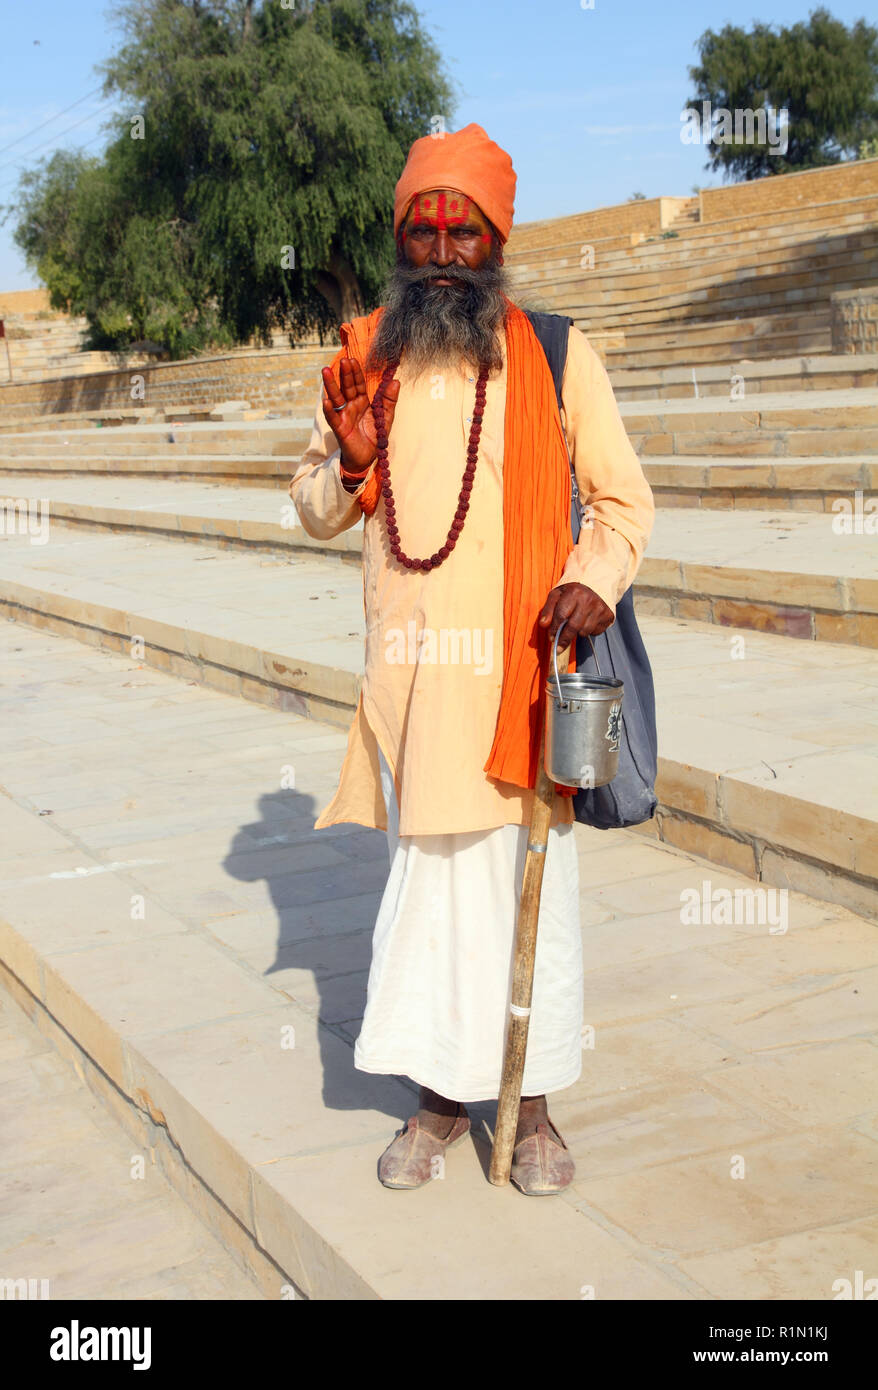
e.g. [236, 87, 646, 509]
[392, 262, 490, 288]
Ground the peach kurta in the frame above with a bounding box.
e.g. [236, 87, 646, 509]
[289, 322, 654, 838]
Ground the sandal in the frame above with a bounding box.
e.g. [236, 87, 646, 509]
[509, 1116, 575, 1195]
[378, 1104, 470, 1189]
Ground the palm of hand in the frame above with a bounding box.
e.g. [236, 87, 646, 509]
[322, 357, 400, 473]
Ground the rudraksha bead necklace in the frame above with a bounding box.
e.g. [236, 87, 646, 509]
[370, 360, 489, 572]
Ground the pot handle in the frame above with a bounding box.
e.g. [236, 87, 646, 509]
[552, 620, 602, 703]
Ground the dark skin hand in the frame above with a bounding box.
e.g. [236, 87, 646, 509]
[538, 581, 614, 650]
[321, 356, 400, 479]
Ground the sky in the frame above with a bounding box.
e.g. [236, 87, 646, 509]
[0, 0, 872, 290]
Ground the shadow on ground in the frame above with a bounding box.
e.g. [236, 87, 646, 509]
[222, 787, 411, 1122]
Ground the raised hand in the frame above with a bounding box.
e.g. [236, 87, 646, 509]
[321, 356, 401, 476]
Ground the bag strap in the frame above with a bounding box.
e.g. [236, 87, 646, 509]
[522, 309, 586, 541]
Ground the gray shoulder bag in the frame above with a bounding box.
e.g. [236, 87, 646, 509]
[524, 309, 658, 828]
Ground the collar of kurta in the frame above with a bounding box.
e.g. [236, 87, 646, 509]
[327, 297, 578, 797]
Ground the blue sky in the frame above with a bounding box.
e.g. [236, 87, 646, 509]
[0, 0, 872, 290]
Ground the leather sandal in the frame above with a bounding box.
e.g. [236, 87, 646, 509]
[377, 1104, 470, 1189]
[509, 1116, 575, 1195]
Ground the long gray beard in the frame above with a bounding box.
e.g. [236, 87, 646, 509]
[365, 255, 512, 378]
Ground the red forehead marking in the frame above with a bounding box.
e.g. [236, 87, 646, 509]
[410, 191, 474, 231]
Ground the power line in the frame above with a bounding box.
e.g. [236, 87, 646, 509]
[0, 99, 116, 178]
[0, 86, 104, 158]
[0, 130, 109, 199]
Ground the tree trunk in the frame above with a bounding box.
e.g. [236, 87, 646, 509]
[316, 250, 366, 325]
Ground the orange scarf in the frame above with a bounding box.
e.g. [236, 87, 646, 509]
[327, 297, 579, 796]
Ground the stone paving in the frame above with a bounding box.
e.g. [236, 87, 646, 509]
[3, 474, 874, 618]
[1, 520, 876, 909]
[0, 978, 263, 1300]
[0, 619, 876, 1299]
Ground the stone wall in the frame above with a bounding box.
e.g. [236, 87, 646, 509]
[700, 158, 878, 223]
[0, 344, 338, 419]
[0, 288, 52, 317]
[507, 197, 669, 253]
[831, 288, 878, 354]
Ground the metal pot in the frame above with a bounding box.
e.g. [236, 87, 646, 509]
[544, 620, 624, 788]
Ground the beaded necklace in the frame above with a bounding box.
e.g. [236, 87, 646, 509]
[369, 361, 489, 572]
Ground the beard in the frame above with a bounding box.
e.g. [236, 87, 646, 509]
[365, 253, 512, 378]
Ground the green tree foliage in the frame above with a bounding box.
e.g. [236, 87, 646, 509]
[687, 6, 878, 179]
[6, 150, 93, 316]
[5, 0, 455, 356]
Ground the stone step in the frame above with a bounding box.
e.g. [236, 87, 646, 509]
[604, 330, 833, 370]
[644, 456, 875, 510]
[507, 190, 878, 255]
[1, 355, 876, 445]
[5, 622, 877, 1302]
[640, 508, 878, 646]
[510, 198, 878, 266]
[0, 452, 303, 486]
[0, 418, 313, 460]
[511, 220, 878, 286]
[620, 390, 878, 456]
[5, 478, 876, 647]
[511, 218, 878, 282]
[609, 354, 878, 401]
[514, 247, 878, 316]
[5, 444, 872, 505]
[598, 309, 831, 346]
[598, 323, 834, 369]
[0, 401, 309, 436]
[0, 524, 874, 912]
[4, 453, 871, 523]
[519, 246, 877, 319]
[543, 306, 837, 352]
[1, 391, 875, 475]
[0, 973, 266, 1299]
[0, 346, 333, 419]
[564, 297, 845, 346]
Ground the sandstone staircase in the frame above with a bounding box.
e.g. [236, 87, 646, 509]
[504, 173, 878, 369]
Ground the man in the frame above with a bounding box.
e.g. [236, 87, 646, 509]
[290, 123, 654, 1195]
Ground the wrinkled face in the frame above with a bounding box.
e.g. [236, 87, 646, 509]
[399, 189, 496, 277]
[366, 186, 508, 375]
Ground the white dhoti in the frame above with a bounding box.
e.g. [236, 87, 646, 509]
[354, 746, 584, 1103]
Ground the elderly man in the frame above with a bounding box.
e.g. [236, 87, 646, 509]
[289, 123, 654, 1195]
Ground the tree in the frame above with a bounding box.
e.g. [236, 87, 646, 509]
[5, 0, 455, 355]
[5, 151, 94, 315]
[686, 6, 878, 179]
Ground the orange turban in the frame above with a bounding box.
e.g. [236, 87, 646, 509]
[393, 122, 517, 244]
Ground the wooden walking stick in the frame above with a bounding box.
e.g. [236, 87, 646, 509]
[489, 690, 557, 1186]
